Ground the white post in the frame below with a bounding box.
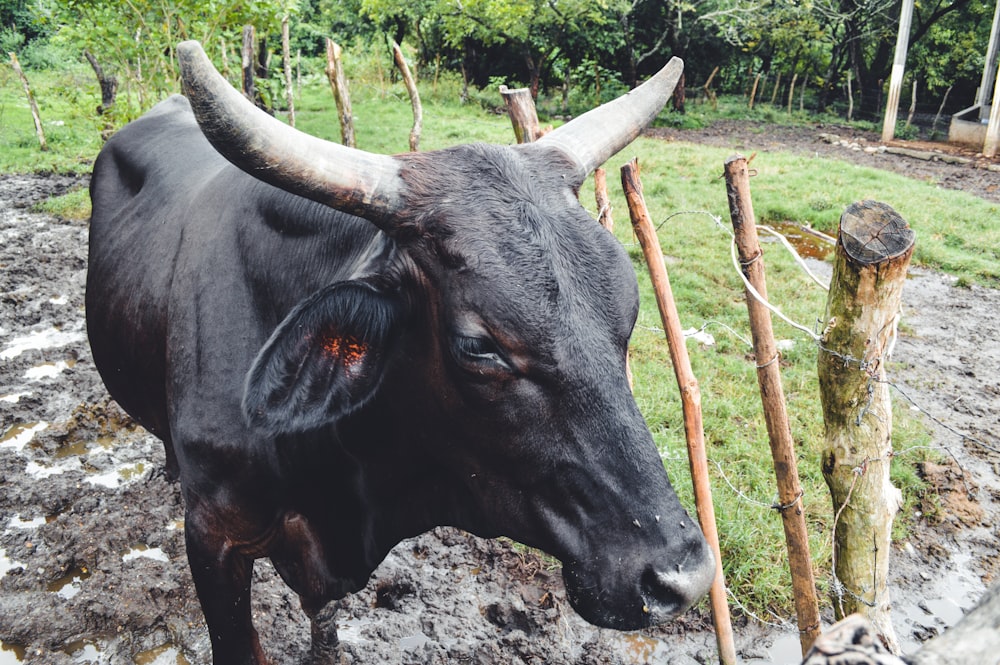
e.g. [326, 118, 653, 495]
[984, 58, 1000, 157]
[881, 0, 915, 142]
[978, 0, 1000, 114]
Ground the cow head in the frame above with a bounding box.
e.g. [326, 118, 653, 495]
[177, 41, 715, 630]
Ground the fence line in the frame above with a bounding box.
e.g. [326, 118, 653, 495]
[628, 206, 995, 630]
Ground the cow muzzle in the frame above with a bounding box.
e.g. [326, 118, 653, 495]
[561, 526, 715, 630]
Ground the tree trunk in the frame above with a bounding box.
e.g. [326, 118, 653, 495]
[324, 39, 355, 148]
[281, 16, 295, 127]
[672, 72, 686, 113]
[748, 73, 761, 110]
[391, 40, 422, 152]
[8, 52, 47, 151]
[818, 200, 914, 655]
[498, 85, 541, 144]
[83, 50, 117, 115]
[787, 72, 799, 113]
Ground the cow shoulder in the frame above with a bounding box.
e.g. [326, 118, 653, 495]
[242, 279, 403, 435]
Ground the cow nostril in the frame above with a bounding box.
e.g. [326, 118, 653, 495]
[640, 567, 686, 617]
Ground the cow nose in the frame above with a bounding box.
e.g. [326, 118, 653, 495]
[640, 548, 716, 622]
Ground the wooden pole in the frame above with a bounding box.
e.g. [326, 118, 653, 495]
[984, 57, 1000, 157]
[498, 85, 542, 144]
[83, 50, 117, 115]
[8, 52, 47, 151]
[281, 15, 295, 127]
[787, 72, 798, 114]
[818, 201, 913, 654]
[324, 39, 355, 148]
[881, 0, 914, 141]
[723, 154, 821, 655]
[622, 159, 736, 665]
[391, 40, 422, 152]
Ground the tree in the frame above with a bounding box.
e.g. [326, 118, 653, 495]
[51, 0, 294, 118]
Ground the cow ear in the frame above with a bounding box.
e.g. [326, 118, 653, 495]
[243, 281, 400, 435]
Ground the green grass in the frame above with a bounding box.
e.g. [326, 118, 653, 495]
[1, 58, 979, 619]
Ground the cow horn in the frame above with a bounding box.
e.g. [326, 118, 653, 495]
[534, 57, 683, 186]
[176, 40, 405, 227]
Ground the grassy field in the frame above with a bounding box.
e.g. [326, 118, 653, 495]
[4, 53, 994, 618]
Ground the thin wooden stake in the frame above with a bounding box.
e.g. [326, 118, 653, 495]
[281, 15, 295, 127]
[593, 167, 614, 233]
[622, 158, 736, 665]
[324, 39, 355, 148]
[391, 40, 422, 152]
[724, 154, 821, 656]
[499, 85, 542, 144]
[9, 52, 47, 151]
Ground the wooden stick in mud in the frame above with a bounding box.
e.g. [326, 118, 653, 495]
[723, 154, 821, 655]
[9, 52, 47, 151]
[621, 158, 736, 665]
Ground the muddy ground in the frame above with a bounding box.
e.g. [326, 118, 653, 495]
[1, 122, 999, 665]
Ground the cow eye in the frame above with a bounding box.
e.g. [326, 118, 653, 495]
[452, 335, 512, 373]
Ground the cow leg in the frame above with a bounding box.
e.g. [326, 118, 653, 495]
[184, 512, 269, 665]
[307, 601, 340, 664]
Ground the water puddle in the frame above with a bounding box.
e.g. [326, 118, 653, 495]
[618, 633, 670, 663]
[764, 221, 835, 261]
[86, 461, 149, 489]
[48, 565, 92, 600]
[0, 548, 25, 579]
[133, 643, 191, 665]
[24, 359, 75, 380]
[63, 640, 105, 664]
[6, 514, 46, 531]
[0, 391, 31, 404]
[0, 326, 84, 359]
[122, 545, 169, 564]
[0, 422, 48, 451]
[0, 641, 25, 664]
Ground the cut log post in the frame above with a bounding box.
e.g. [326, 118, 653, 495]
[724, 154, 821, 655]
[818, 200, 913, 654]
[802, 582, 1000, 665]
[499, 85, 542, 144]
[281, 15, 295, 127]
[391, 40, 422, 152]
[83, 50, 117, 115]
[324, 39, 355, 148]
[8, 52, 47, 151]
[622, 158, 736, 665]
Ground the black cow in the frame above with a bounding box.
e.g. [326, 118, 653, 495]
[86, 40, 715, 664]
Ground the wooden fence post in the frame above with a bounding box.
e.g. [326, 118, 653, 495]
[8, 52, 47, 151]
[723, 154, 821, 656]
[391, 40, 422, 152]
[324, 39, 355, 148]
[818, 200, 913, 654]
[622, 159, 736, 665]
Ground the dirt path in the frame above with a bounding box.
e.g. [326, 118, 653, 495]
[1, 123, 998, 665]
